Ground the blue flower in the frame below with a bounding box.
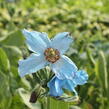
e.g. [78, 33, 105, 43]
[47, 70, 88, 97]
[18, 29, 78, 79]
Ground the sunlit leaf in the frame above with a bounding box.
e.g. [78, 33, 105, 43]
[18, 88, 41, 109]
[0, 48, 10, 72]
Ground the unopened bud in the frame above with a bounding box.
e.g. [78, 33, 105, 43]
[29, 91, 38, 103]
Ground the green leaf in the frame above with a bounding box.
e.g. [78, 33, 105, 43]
[58, 101, 69, 109]
[0, 48, 10, 72]
[47, 97, 58, 109]
[9, 91, 29, 109]
[47, 97, 69, 109]
[0, 71, 12, 109]
[3, 45, 22, 66]
[96, 51, 108, 96]
[18, 88, 41, 109]
[86, 47, 95, 67]
[70, 106, 81, 109]
[1, 30, 25, 47]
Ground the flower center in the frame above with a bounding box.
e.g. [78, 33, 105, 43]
[44, 48, 60, 63]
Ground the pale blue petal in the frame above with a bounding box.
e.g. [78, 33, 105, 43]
[47, 70, 88, 97]
[63, 70, 88, 95]
[73, 70, 88, 85]
[63, 80, 78, 96]
[47, 77, 64, 96]
[51, 55, 78, 80]
[48, 76, 78, 96]
[47, 77, 57, 96]
[63, 79, 76, 91]
[18, 53, 47, 77]
[55, 77, 66, 94]
[22, 29, 50, 54]
[51, 32, 73, 54]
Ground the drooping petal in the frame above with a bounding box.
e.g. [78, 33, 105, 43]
[47, 77, 64, 96]
[47, 70, 88, 97]
[63, 70, 88, 95]
[63, 79, 76, 91]
[18, 54, 47, 77]
[63, 80, 78, 96]
[48, 76, 78, 97]
[73, 70, 88, 85]
[51, 32, 73, 54]
[63, 70, 88, 94]
[55, 77, 66, 94]
[51, 55, 78, 80]
[22, 29, 50, 54]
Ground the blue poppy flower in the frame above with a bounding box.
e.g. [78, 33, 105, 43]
[18, 29, 78, 79]
[47, 70, 88, 97]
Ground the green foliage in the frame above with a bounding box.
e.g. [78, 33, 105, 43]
[47, 97, 69, 109]
[0, 48, 10, 72]
[0, 0, 109, 109]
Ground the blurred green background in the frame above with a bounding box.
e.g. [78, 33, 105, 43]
[0, 0, 109, 109]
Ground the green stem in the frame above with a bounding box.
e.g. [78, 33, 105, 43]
[47, 97, 50, 109]
[47, 97, 69, 109]
[58, 101, 69, 109]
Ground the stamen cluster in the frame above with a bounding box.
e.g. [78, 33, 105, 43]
[44, 48, 60, 63]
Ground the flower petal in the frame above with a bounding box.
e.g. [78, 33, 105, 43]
[73, 70, 88, 85]
[48, 76, 78, 96]
[18, 53, 47, 77]
[47, 70, 88, 97]
[22, 29, 50, 54]
[51, 55, 78, 80]
[51, 32, 73, 54]
[47, 77, 64, 96]
[63, 80, 78, 96]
